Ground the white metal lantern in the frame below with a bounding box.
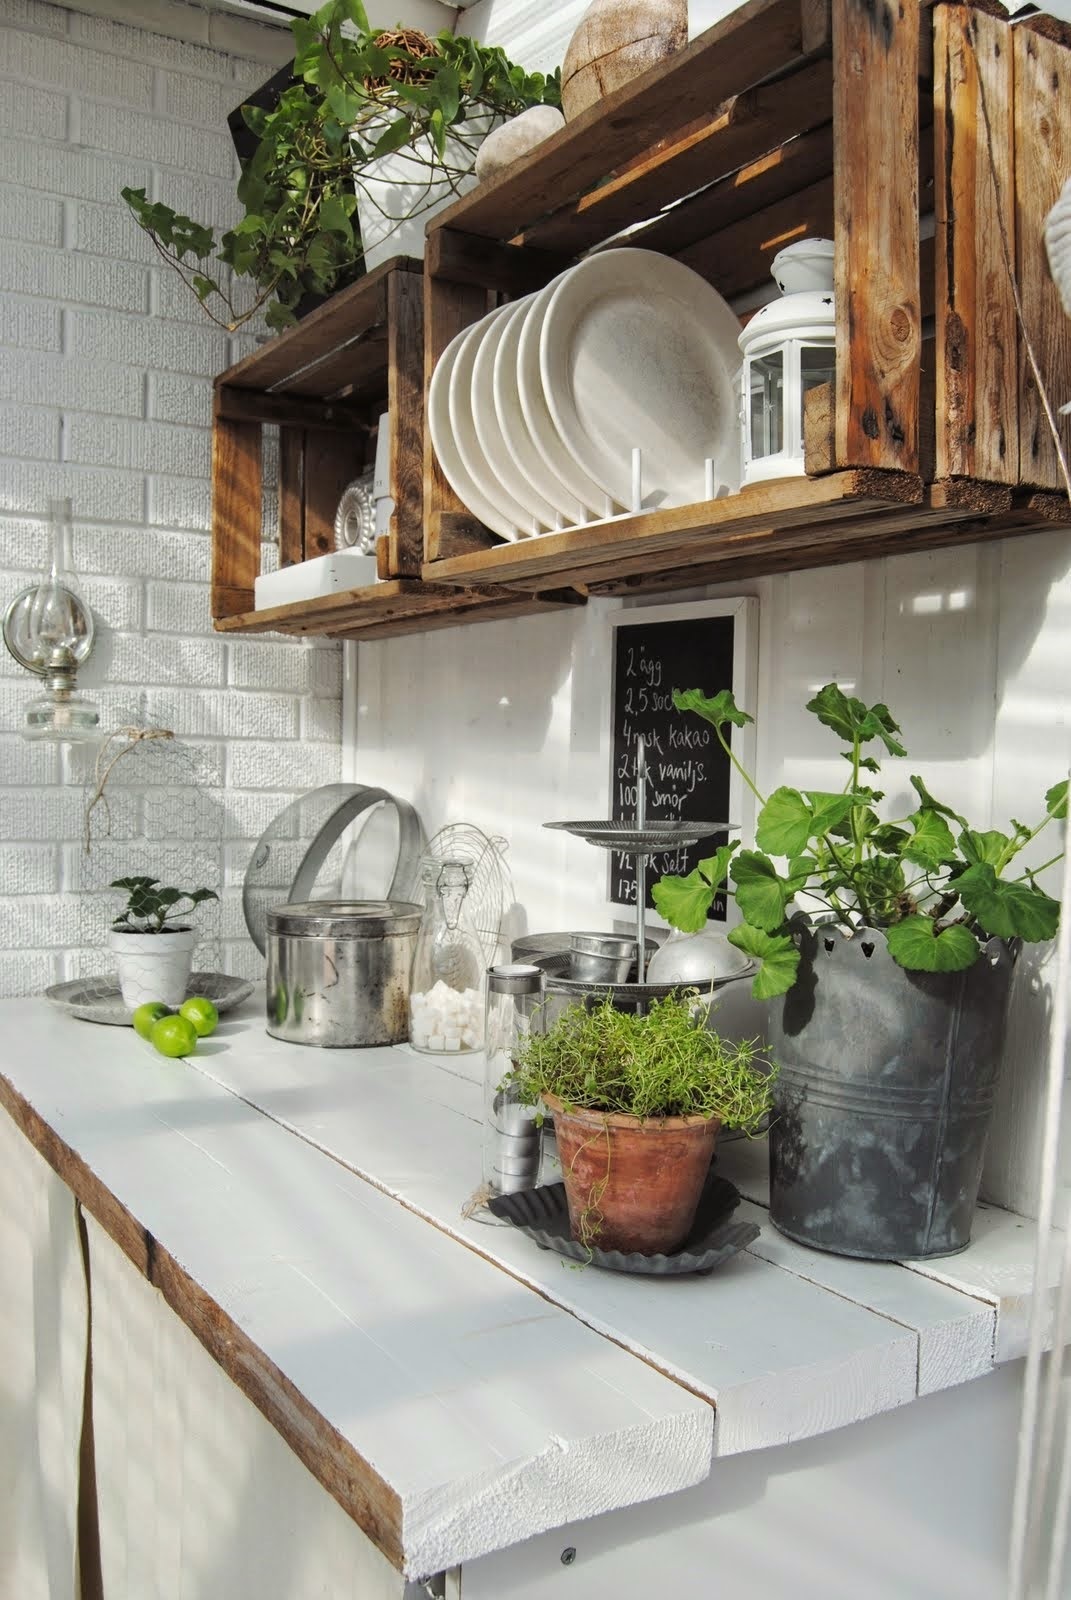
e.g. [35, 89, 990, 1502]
[739, 238, 836, 486]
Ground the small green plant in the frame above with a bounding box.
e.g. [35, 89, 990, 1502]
[122, 0, 559, 331]
[110, 876, 218, 935]
[506, 993, 775, 1131]
[652, 685, 1067, 1000]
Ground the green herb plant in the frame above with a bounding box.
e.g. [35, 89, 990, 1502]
[110, 876, 218, 935]
[507, 993, 775, 1129]
[122, 0, 559, 331]
[651, 685, 1067, 1000]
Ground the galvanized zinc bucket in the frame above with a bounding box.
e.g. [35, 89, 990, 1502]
[768, 923, 1017, 1260]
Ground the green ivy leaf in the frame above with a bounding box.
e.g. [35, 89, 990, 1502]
[727, 924, 801, 999]
[902, 809, 956, 870]
[672, 687, 752, 732]
[956, 863, 1061, 942]
[317, 193, 352, 234]
[1046, 779, 1069, 820]
[959, 829, 1010, 867]
[731, 851, 789, 932]
[885, 916, 980, 972]
[372, 113, 414, 159]
[756, 787, 812, 857]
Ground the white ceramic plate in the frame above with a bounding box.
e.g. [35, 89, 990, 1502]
[448, 306, 545, 539]
[516, 275, 620, 519]
[427, 320, 525, 542]
[491, 295, 591, 528]
[472, 297, 564, 531]
[540, 247, 743, 509]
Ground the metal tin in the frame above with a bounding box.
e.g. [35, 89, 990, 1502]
[265, 898, 421, 1048]
[568, 932, 638, 984]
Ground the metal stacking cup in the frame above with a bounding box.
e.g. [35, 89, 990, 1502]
[568, 932, 638, 984]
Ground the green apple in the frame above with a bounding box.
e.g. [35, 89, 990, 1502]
[132, 1001, 170, 1041]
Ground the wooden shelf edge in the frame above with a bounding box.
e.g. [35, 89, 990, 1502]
[0, 1070, 407, 1575]
[422, 471, 925, 587]
[212, 579, 585, 640]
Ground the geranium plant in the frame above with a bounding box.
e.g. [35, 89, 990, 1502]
[651, 685, 1067, 999]
[110, 876, 218, 935]
[121, 0, 559, 330]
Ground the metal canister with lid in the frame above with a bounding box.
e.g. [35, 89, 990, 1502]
[265, 899, 421, 1047]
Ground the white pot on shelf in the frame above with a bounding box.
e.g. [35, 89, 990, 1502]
[352, 109, 499, 272]
[109, 928, 196, 1010]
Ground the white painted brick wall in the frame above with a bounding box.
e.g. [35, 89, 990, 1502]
[0, 0, 342, 998]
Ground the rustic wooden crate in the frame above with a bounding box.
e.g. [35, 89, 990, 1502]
[210, 256, 581, 639]
[421, 0, 1071, 595]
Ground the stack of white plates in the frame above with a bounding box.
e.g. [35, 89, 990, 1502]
[428, 247, 743, 543]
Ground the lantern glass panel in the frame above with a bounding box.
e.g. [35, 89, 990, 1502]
[749, 351, 784, 459]
[800, 345, 836, 396]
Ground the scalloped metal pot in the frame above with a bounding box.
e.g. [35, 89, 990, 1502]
[767, 925, 1017, 1260]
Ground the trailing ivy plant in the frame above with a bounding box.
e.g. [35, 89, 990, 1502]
[651, 685, 1067, 1000]
[121, 0, 559, 331]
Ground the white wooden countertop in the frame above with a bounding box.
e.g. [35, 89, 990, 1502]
[1, 990, 1061, 1578]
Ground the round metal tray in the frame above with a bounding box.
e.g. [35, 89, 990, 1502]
[511, 930, 663, 963]
[44, 971, 254, 1026]
[543, 819, 734, 854]
[532, 949, 754, 1003]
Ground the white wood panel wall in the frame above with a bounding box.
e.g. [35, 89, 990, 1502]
[459, 0, 743, 72]
[351, 532, 1071, 1225]
[0, 1111, 87, 1600]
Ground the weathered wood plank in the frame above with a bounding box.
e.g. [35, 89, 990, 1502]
[215, 387, 367, 431]
[1013, 21, 1071, 490]
[423, 471, 923, 587]
[302, 429, 364, 561]
[423, 274, 494, 563]
[524, 57, 834, 258]
[934, 5, 1017, 481]
[430, 0, 810, 245]
[210, 401, 261, 619]
[426, 228, 568, 295]
[385, 265, 425, 577]
[214, 258, 409, 394]
[833, 0, 921, 470]
[278, 429, 304, 568]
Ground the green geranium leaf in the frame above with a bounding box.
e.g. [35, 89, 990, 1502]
[870, 823, 910, 853]
[651, 868, 713, 933]
[909, 775, 967, 828]
[672, 687, 752, 732]
[731, 851, 789, 932]
[756, 787, 812, 857]
[806, 685, 905, 755]
[842, 752, 881, 774]
[886, 916, 980, 972]
[786, 855, 817, 891]
[727, 924, 801, 999]
[959, 829, 1010, 867]
[806, 791, 856, 836]
[956, 863, 1061, 942]
[902, 809, 956, 870]
[1046, 779, 1069, 820]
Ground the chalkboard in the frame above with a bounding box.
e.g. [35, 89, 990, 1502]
[609, 603, 749, 922]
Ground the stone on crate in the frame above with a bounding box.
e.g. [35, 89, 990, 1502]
[474, 105, 567, 182]
[561, 0, 688, 122]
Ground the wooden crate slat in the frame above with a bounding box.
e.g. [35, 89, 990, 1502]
[521, 56, 834, 258]
[210, 405, 262, 619]
[423, 275, 494, 563]
[212, 580, 584, 639]
[302, 428, 366, 561]
[423, 471, 922, 588]
[215, 259, 414, 395]
[278, 429, 304, 568]
[275, 326, 390, 402]
[430, 0, 812, 247]
[934, 5, 1017, 482]
[386, 266, 425, 577]
[215, 387, 367, 431]
[676, 171, 835, 300]
[833, 0, 921, 471]
[1013, 21, 1071, 490]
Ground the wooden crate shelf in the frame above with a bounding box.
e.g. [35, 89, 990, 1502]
[211, 255, 581, 639]
[421, 0, 1070, 598]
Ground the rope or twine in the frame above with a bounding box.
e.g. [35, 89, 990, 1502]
[82, 726, 175, 855]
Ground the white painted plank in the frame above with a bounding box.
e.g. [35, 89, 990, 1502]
[0, 998, 713, 1577]
[0, 1110, 86, 1600]
[185, 1001, 963, 1458]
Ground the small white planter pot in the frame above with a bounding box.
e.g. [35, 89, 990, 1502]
[352, 110, 498, 272]
[109, 928, 196, 1010]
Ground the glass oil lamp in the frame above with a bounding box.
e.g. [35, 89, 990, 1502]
[2, 499, 99, 741]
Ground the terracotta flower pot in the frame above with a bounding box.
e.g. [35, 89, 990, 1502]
[543, 1091, 719, 1254]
